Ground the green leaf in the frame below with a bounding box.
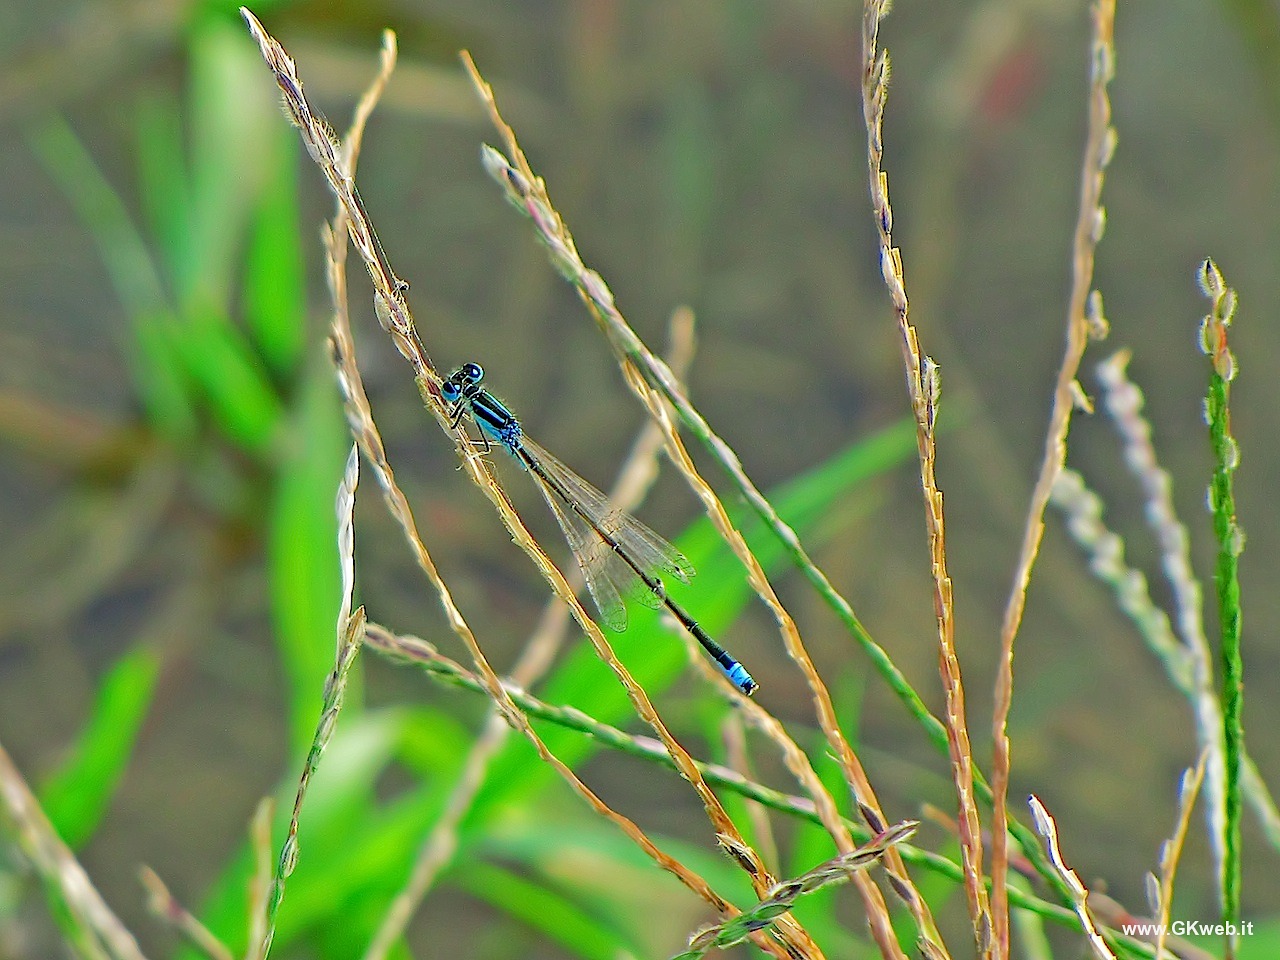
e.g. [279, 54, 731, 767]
[132, 310, 201, 446]
[135, 91, 194, 295]
[172, 299, 284, 456]
[179, 708, 444, 960]
[243, 123, 307, 375]
[27, 115, 195, 440]
[267, 358, 347, 751]
[180, 14, 280, 309]
[453, 860, 639, 960]
[39, 646, 161, 849]
[1232, 917, 1280, 959]
[26, 115, 167, 319]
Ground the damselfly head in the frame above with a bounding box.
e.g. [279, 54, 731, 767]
[442, 362, 486, 403]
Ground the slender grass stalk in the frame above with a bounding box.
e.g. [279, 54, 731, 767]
[1196, 258, 1244, 957]
[1151, 751, 1210, 960]
[252, 20, 812, 954]
[140, 865, 234, 960]
[362, 622, 1185, 947]
[253, 446, 365, 960]
[463, 53, 925, 960]
[1028, 796, 1117, 960]
[362, 316, 702, 960]
[670, 823, 918, 960]
[990, 3, 1117, 955]
[0, 741, 149, 960]
[243, 16, 792, 951]
[245, 798, 275, 958]
[857, 3, 980, 955]
[475, 86, 1076, 939]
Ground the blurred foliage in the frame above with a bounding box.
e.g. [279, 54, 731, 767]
[1, 0, 1279, 958]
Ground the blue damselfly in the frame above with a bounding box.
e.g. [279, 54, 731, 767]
[442, 362, 757, 696]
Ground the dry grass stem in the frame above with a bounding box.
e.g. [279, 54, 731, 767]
[139, 866, 233, 960]
[240, 9, 429, 380]
[723, 712, 780, 871]
[462, 52, 919, 958]
[362, 312, 702, 960]
[245, 798, 275, 958]
[857, 3, 981, 955]
[1152, 751, 1209, 960]
[0, 739, 149, 960]
[362, 621, 1087, 924]
[990, 1, 1116, 954]
[273, 25, 765, 883]
[512, 305, 700, 691]
[1028, 796, 1117, 960]
[259, 23, 804, 953]
[326, 218, 791, 956]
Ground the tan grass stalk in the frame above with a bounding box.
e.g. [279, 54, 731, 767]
[251, 446, 366, 959]
[364, 624, 1097, 930]
[241, 16, 807, 953]
[139, 800, 275, 960]
[1028, 796, 1117, 960]
[139, 867, 233, 960]
[990, 2, 1117, 955]
[462, 53, 925, 959]
[0, 740, 148, 960]
[325, 230, 797, 958]
[857, 3, 982, 956]
[1152, 751, 1210, 960]
[243, 14, 772, 868]
[245, 797, 275, 957]
[363, 313, 702, 960]
[723, 712, 780, 871]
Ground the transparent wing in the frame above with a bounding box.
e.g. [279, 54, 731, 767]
[521, 436, 696, 586]
[531, 468, 629, 631]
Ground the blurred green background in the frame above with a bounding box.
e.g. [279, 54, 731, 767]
[2, 0, 1279, 957]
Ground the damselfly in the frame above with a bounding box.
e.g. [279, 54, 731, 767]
[442, 362, 758, 696]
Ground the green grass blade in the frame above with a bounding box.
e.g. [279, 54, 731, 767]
[180, 14, 279, 309]
[134, 91, 194, 294]
[27, 116, 198, 439]
[267, 361, 348, 751]
[177, 708, 443, 960]
[243, 124, 307, 375]
[453, 860, 642, 960]
[39, 646, 161, 849]
[133, 310, 202, 445]
[173, 299, 284, 456]
[1197, 258, 1245, 936]
[26, 115, 168, 318]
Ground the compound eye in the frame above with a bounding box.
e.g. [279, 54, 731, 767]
[441, 382, 458, 402]
[463, 362, 484, 382]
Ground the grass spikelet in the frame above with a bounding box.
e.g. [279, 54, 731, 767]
[671, 823, 919, 960]
[1028, 795, 1117, 960]
[989, 1, 1116, 953]
[1151, 751, 1209, 960]
[253, 446, 366, 959]
[1197, 258, 1245, 952]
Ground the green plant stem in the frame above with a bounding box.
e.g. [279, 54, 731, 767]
[362, 621, 1171, 946]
